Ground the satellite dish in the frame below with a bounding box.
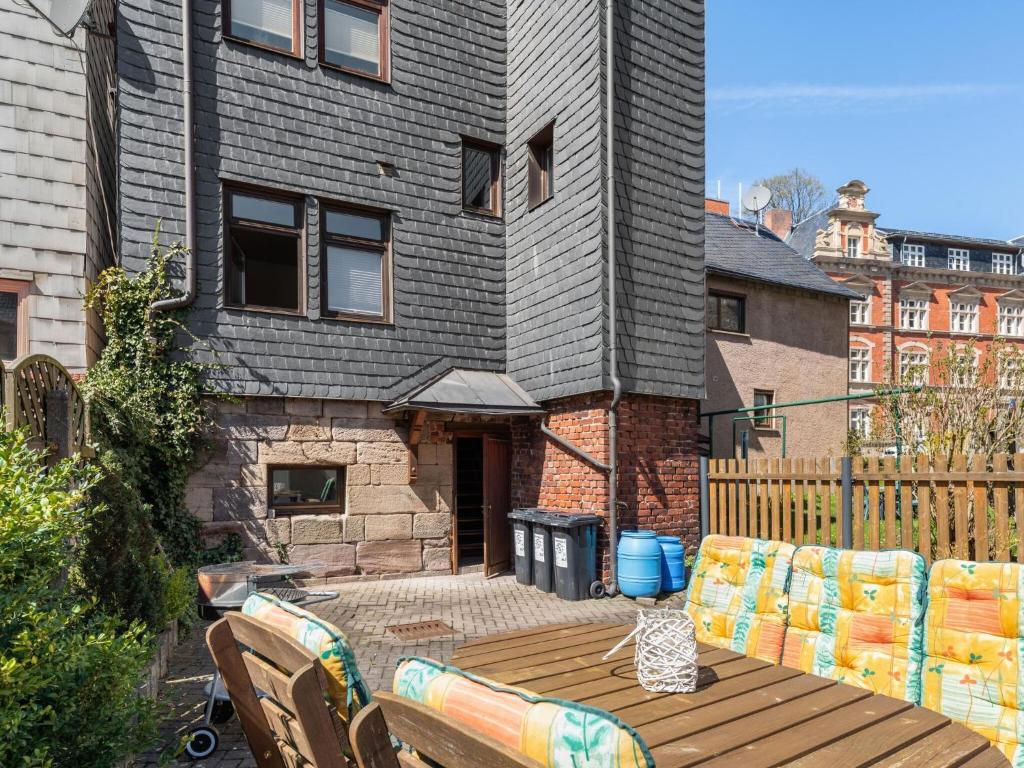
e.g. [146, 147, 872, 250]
[24, 0, 93, 37]
[742, 185, 773, 214]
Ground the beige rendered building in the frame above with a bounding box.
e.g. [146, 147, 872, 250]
[703, 201, 857, 459]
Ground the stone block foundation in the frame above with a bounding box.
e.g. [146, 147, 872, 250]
[187, 397, 454, 577]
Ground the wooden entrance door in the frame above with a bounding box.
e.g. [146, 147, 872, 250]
[482, 435, 511, 577]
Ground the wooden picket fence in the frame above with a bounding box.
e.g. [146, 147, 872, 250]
[703, 454, 1024, 564]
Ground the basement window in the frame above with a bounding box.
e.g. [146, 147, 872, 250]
[527, 122, 555, 209]
[224, 0, 302, 56]
[269, 466, 345, 514]
[225, 187, 304, 313]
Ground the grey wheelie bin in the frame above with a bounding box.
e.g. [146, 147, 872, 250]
[530, 511, 555, 593]
[508, 509, 538, 586]
[548, 513, 602, 601]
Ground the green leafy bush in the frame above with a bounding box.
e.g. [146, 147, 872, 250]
[81, 239, 217, 628]
[0, 427, 156, 768]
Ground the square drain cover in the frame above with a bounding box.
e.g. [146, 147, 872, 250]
[387, 620, 455, 640]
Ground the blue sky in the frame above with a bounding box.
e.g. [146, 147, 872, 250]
[707, 1, 1024, 240]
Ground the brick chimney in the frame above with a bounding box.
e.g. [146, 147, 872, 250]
[705, 197, 730, 216]
[764, 209, 793, 240]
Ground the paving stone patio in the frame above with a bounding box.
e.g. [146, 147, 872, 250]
[135, 573, 664, 767]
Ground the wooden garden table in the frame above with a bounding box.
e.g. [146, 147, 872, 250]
[449, 622, 1009, 767]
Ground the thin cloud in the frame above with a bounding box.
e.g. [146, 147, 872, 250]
[709, 82, 1014, 112]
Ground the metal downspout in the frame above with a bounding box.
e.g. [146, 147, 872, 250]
[152, 0, 196, 311]
[605, 0, 622, 596]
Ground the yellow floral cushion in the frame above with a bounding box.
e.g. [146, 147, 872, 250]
[922, 559, 1024, 764]
[684, 535, 795, 663]
[781, 546, 927, 702]
[242, 592, 371, 723]
[394, 657, 653, 768]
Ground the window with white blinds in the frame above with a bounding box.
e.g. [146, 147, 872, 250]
[228, 0, 297, 53]
[323, 0, 385, 77]
[322, 205, 390, 320]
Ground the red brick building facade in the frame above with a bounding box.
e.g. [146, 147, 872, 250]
[791, 180, 1024, 443]
[512, 393, 703, 578]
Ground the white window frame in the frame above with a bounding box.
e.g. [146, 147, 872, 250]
[899, 349, 929, 385]
[993, 252, 1015, 275]
[901, 243, 925, 267]
[1000, 356, 1021, 390]
[849, 347, 871, 383]
[900, 297, 929, 330]
[850, 297, 870, 325]
[846, 236, 861, 259]
[850, 407, 871, 438]
[948, 248, 970, 271]
[998, 303, 1024, 337]
[949, 300, 979, 334]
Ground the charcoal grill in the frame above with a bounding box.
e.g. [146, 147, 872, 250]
[187, 561, 338, 759]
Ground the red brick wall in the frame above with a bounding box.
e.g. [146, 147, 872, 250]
[512, 392, 703, 579]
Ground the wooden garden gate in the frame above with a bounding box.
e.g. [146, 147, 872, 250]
[0, 354, 90, 460]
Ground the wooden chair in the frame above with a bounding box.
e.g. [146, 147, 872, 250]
[349, 691, 544, 768]
[207, 612, 353, 768]
[209, 613, 541, 768]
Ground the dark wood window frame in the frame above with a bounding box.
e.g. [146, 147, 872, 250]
[223, 0, 304, 58]
[320, 201, 392, 323]
[527, 121, 555, 210]
[707, 291, 746, 333]
[268, 465, 345, 515]
[317, 0, 390, 82]
[461, 137, 502, 218]
[223, 184, 306, 315]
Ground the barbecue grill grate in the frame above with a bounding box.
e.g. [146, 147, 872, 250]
[386, 620, 455, 640]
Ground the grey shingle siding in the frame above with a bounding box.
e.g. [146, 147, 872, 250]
[117, 0, 706, 404]
[612, 0, 704, 400]
[505, 0, 606, 402]
[117, 0, 508, 399]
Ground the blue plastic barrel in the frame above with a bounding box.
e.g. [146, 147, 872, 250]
[657, 535, 686, 593]
[617, 530, 662, 598]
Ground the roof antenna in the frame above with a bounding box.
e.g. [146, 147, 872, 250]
[742, 185, 772, 237]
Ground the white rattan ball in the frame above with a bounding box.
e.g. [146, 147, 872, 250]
[605, 608, 699, 693]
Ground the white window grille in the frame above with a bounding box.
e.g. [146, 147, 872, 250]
[850, 348, 871, 382]
[1000, 357, 1021, 390]
[850, 408, 871, 438]
[949, 301, 979, 333]
[999, 303, 1024, 337]
[900, 350, 929, 385]
[993, 252, 1015, 275]
[850, 299, 870, 325]
[847, 236, 861, 259]
[902, 243, 925, 267]
[900, 297, 929, 330]
[948, 248, 970, 271]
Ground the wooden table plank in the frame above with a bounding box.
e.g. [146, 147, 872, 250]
[452, 624, 628, 669]
[650, 684, 873, 768]
[606, 661, 797, 725]
[454, 623, 586, 652]
[637, 673, 835, 748]
[452, 626, 589, 655]
[449, 624, 1005, 767]
[779, 701, 950, 767]
[696, 694, 912, 768]
[868, 723, 995, 768]
[524, 651, 741, 704]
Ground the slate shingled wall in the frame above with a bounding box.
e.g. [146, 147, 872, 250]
[116, 0, 508, 400]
